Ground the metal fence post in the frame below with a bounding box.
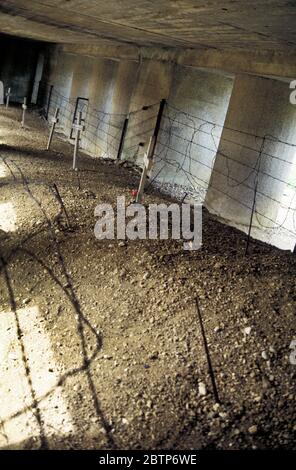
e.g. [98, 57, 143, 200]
[21, 97, 27, 128]
[6, 87, 11, 108]
[136, 98, 166, 203]
[46, 107, 60, 150]
[72, 111, 85, 170]
[116, 116, 129, 160]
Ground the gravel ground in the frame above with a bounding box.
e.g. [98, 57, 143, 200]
[0, 106, 295, 450]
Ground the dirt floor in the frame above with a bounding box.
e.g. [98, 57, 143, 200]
[0, 106, 295, 450]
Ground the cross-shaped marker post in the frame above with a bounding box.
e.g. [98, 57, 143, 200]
[21, 97, 27, 128]
[6, 87, 11, 108]
[72, 111, 85, 170]
[46, 107, 60, 150]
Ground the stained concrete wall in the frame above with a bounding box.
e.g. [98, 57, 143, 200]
[0, 34, 42, 103]
[205, 74, 296, 250]
[123, 59, 174, 164]
[45, 48, 234, 197]
[154, 67, 234, 201]
[43, 47, 296, 250]
[46, 49, 138, 158]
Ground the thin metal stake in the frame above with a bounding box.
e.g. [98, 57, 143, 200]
[21, 97, 27, 128]
[136, 98, 166, 203]
[117, 117, 129, 160]
[245, 180, 258, 256]
[72, 111, 84, 170]
[195, 297, 220, 404]
[46, 107, 59, 150]
[6, 87, 11, 108]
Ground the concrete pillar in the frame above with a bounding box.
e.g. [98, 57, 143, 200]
[154, 66, 233, 201]
[47, 51, 74, 131]
[107, 60, 138, 158]
[50, 51, 74, 99]
[205, 74, 296, 250]
[110, 60, 138, 117]
[70, 55, 93, 100]
[123, 59, 174, 163]
[84, 58, 119, 157]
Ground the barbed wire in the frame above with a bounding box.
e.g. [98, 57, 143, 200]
[151, 103, 296, 246]
[4, 79, 296, 246]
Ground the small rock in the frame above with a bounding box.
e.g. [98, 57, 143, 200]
[244, 327, 252, 335]
[248, 425, 258, 435]
[261, 351, 268, 360]
[198, 382, 207, 396]
[149, 352, 159, 360]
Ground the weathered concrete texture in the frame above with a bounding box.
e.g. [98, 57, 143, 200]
[42, 46, 296, 251]
[48, 49, 74, 100]
[61, 43, 296, 82]
[45, 46, 234, 205]
[46, 50, 138, 159]
[205, 74, 296, 250]
[85, 58, 120, 157]
[46, 48, 233, 176]
[70, 55, 94, 101]
[154, 66, 233, 200]
[123, 59, 174, 164]
[1, 2, 296, 80]
[0, 34, 41, 103]
[1, 1, 296, 53]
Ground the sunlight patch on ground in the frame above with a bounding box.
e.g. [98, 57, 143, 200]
[0, 202, 17, 232]
[0, 306, 73, 448]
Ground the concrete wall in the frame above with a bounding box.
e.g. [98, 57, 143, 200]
[46, 49, 138, 159]
[154, 67, 234, 201]
[43, 47, 296, 250]
[123, 59, 174, 164]
[205, 74, 296, 250]
[0, 34, 42, 103]
[45, 48, 233, 183]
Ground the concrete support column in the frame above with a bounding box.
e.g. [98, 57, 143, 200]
[47, 51, 74, 131]
[205, 74, 296, 250]
[153, 67, 233, 201]
[70, 55, 93, 101]
[84, 58, 118, 157]
[123, 59, 173, 163]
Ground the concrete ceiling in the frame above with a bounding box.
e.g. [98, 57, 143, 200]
[0, 0, 296, 53]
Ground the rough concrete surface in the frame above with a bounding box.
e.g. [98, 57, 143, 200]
[1, 2, 296, 79]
